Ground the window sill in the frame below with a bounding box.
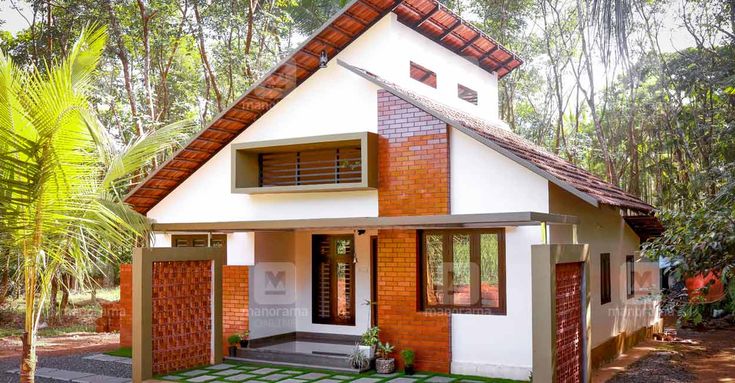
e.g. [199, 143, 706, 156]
[234, 183, 374, 195]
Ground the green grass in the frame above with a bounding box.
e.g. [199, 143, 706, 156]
[105, 347, 132, 358]
[156, 360, 525, 382]
[0, 324, 95, 338]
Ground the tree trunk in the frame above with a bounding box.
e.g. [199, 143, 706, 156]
[48, 275, 58, 318]
[137, 0, 157, 121]
[193, 2, 223, 112]
[105, 0, 142, 135]
[59, 274, 70, 317]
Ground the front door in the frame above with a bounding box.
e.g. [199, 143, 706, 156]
[312, 235, 355, 325]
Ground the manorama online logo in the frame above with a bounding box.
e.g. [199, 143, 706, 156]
[253, 262, 296, 305]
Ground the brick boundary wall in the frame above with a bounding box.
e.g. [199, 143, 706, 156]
[377, 230, 451, 372]
[222, 265, 249, 353]
[119, 263, 250, 353]
[120, 264, 132, 348]
[377, 89, 449, 217]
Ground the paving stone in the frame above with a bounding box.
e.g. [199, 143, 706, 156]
[457, 380, 483, 383]
[47, 369, 97, 380]
[237, 366, 257, 371]
[185, 375, 218, 382]
[213, 369, 243, 376]
[315, 379, 342, 383]
[351, 378, 382, 383]
[295, 372, 329, 380]
[332, 375, 357, 380]
[181, 369, 210, 377]
[35, 367, 61, 379]
[425, 377, 454, 383]
[261, 373, 294, 381]
[282, 370, 305, 375]
[387, 378, 417, 383]
[277, 379, 308, 383]
[373, 373, 399, 378]
[224, 373, 257, 382]
[207, 364, 235, 370]
[251, 368, 281, 375]
[161, 376, 183, 381]
[72, 375, 131, 383]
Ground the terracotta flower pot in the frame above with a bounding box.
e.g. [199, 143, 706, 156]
[375, 358, 395, 374]
[685, 272, 725, 303]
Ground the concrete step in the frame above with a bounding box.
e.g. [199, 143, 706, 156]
[230, 348, 367, 372]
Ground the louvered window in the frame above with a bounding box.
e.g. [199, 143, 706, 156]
[259, 146, 362, 187]
[312, 235, 355, 325]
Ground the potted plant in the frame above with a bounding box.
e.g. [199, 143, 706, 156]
[227, 334, 241, 357]
[347, 343, 370, 371]
[239, 331, 250, 348]
[401, 349, 415, 375]
[375, 342, 395, 374]
[360, 326, 380, 357]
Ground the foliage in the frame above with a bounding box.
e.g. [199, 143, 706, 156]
[360, 326, 380, 347]
[377, 342, 394, 360]
[400, 348, 415, 366]
[347, 344, 369, 370]
[228, 334, 242, 345]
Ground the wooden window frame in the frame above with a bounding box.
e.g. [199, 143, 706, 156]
[171, 234, 227, 248]
[312, 234, 356, 326]
[600, 253, 611, 305]
[419, 229, 507, 315]
[457, 83, 478, 105]
[626, 255, 635, 299]
[410, 61, 437, 88]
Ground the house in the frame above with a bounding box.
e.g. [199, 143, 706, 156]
[120, 0, 662, 381]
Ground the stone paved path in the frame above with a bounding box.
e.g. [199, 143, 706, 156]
[5, 366, 131, 382]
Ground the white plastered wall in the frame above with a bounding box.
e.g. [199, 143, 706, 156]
[451, 226, 536, 381]
[548, 184, 660, 349]
[450, 128, 549, 214]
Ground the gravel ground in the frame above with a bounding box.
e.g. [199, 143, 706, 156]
[0, 352, 131, 383]
[606, 350, 695, 383]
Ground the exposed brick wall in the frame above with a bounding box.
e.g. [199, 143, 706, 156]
[152, 260, 212, 375]
[376, 230, 450, 373]
[119, 264, 132, 348]
[222, 265, 249, 353]
[377, 90, 450, 217]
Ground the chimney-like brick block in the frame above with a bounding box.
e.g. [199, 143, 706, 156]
[222, 265, 249, 353]
[377, 89, 450, 217]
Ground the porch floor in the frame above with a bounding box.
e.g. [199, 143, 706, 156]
[155, 360, 524, 383]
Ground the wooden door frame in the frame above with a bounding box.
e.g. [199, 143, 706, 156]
[311, 234, 356, 326]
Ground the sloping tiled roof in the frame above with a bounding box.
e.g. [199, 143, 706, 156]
[338, 60, 654, 214]
[124, 0, 523, 214]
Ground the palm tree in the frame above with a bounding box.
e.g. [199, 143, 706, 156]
[0, 26, 194, 382]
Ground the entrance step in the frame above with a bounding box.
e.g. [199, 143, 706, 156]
[231, 348, 360, 372]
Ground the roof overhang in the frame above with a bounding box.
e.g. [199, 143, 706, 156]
[152, 212, 578, 232]
[624, 215, 665, 242]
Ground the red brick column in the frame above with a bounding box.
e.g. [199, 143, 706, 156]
[377, 89, 449, 217]
[119, 264, 132, 348]
[222, 265, 249, 353]
[377, 230, 451, 372]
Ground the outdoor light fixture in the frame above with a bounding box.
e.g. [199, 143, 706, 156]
[357, 229, 366, 235]
[319, 50, 328, 68]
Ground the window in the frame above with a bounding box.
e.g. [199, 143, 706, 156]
[420, 229, 506, 314]
[312, 235, 355, 325]
[626, 255, 635, 298]
[410, 62, 437, 88]
[259, 146, 361, 187]
[457, 84, 478, 105]
[600, 253, 611, 304]
[232, 132, 377, 194]
[172, 234, 226, 248]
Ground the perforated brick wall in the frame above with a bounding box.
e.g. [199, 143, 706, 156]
[555, 262, 583, 383]
[222, 265, 249, 352]
[377, 90, 449, 217]
[119, 264, 132, 348]
[376, 229, 451, 372]
[152, 260, 212, 375]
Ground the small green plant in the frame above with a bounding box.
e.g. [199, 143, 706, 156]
[347, 344, 369, 370]
[400, 349, 415, 366]
[678, 303, 704, 327]
[361, 326, 380, 347]
[377, 342, 394, 360]
[227, 334, 242, 346]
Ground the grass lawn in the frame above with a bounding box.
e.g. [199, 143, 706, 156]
[157, 361, 525, 383]
[105, 347, 132, 358]
[0, 287, 119, 338]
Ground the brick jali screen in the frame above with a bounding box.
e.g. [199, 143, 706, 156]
[152, 260, 212, 375]
[555, 262, 583, 383]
